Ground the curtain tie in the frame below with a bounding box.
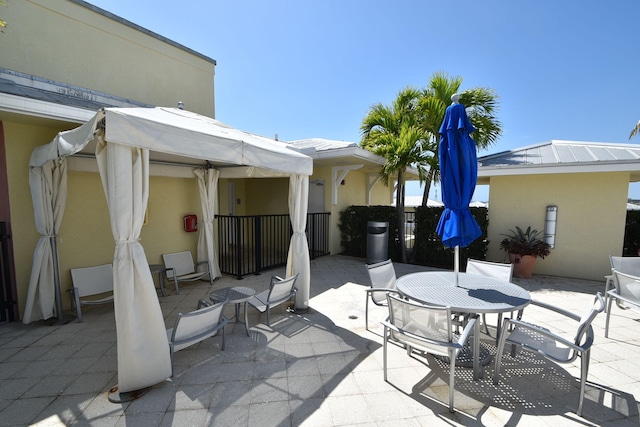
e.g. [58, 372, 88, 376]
[116, 238, 141, 244]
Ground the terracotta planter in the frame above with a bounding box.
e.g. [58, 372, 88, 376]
[509, 253, 537, 279]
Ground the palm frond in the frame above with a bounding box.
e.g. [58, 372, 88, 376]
[630, 120, 640, 140]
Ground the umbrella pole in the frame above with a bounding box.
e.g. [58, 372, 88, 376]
[454, 245, 459, 286]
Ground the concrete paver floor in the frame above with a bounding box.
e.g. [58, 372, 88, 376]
[0, 255, 638, 426]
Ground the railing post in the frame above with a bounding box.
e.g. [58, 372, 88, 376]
[234, 216, 243, 279]
[255, 216, 262, 274]
[308, 213, 315, 260]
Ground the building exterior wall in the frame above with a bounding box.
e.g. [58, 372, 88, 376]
[244, 178, 289, 215]
[1, 1, 215, 319]
[486, 172, 628, 281]
[2, 0, 215, 116]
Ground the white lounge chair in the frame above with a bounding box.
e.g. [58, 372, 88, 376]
[162, 250, 213, 294]
[69, 263, 114, 322]
[248, 274, 298, 326]
[167, 300, 228, 375]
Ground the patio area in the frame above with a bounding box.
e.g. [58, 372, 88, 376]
[1, 255, 639, 426]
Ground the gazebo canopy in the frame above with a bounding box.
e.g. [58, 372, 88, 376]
[25, 107, 312, 398]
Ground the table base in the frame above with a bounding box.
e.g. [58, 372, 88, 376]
[210, 286, 256, 337]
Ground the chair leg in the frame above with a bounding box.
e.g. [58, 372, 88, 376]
[383, 325, 388, 381]
[605, 297, 613, 338]
[482, 313, 491, 335]
[473, 319, 481, 380]
[448, 350, 456, 413]
[577, 350, 590, 417]
[365, 297, 370, 331]
[74, 291, 83, 323]
[221, 327, 226, 351]
[493, 330, 508, 385]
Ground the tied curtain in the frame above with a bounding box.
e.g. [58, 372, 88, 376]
[286, 174, 310, 310]
[195, 168, 221, 279]
[23, 157, 67, 323]
[95, 135, 171, 392]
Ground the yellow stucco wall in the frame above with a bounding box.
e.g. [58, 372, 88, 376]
[486, 172, 628, 280]
[2, 0, 215, 116]
[245, 178, 289, 215]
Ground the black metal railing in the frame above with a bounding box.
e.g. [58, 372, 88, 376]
[0, 222, 16, 322]
[216, 213, 330, 278]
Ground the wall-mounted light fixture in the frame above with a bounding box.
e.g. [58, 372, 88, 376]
[544, 205, 558, 248]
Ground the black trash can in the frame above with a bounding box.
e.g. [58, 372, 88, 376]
[366, 221, 389, 264]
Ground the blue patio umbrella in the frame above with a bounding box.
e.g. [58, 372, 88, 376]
[436, 95, 482, 283]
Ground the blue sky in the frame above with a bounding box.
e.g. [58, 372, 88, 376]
[88, 0, 640, 201]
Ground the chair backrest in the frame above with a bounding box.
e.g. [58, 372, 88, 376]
[268, 274, 299, 303]
[366, 259, 397, 304]
[70, 264, 113, 298]
[169, 301, 225, 352]
[386, 293, 453, 355]
[610, 256, 640, 277]
[574, 293, 605, 346]
[466, 259, 513, 282]
[611, 270, 640, 304]
[163, 251, 196, 277]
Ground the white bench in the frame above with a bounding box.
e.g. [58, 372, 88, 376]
[69, 263, 114, 322]
[162, 251, 213, 294]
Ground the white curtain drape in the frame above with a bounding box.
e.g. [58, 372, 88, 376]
[286, 174, 310, 310]
[195, 168, 221, 279]
[96, 136, 171, 393]
[23, 157, 67, 324]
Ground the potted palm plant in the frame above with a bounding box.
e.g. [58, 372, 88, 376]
[499, 226, 551, 278]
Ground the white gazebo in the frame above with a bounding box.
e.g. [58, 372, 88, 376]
[24, 107, 313, 399]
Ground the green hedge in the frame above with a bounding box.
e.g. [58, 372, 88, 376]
[623, 210, 640, 256]
[338, 205, 489, 268]
[412, 206, 488, 269]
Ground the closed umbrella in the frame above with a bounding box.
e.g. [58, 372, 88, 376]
[436, 94, 482, 284]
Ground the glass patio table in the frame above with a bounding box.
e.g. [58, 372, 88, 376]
[396, 271, 531, 378]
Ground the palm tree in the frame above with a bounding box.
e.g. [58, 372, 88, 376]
[417, 72, 501, 205]
[630, 120, 640, 140]
[361, 87, 434, 263]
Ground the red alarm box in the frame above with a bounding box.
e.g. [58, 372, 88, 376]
[183, 214, 197, 232]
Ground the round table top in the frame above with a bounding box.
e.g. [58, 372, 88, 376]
[396, 271, 531, 314]
[210, 286, 256, 303]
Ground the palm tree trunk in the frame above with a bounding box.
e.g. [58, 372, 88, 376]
[421, 168, 436, 207]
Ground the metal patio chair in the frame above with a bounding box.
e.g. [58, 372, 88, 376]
[167, 300, 228, 375]
[466, 258, 515, 336]
[248, 274, 298, 326]
[493, 293, 605, 417]
[365, 259, 397, 332]
[605, 256, 640, 312]
[382, 292, 479, 413]
[605, 270, 640, 338]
